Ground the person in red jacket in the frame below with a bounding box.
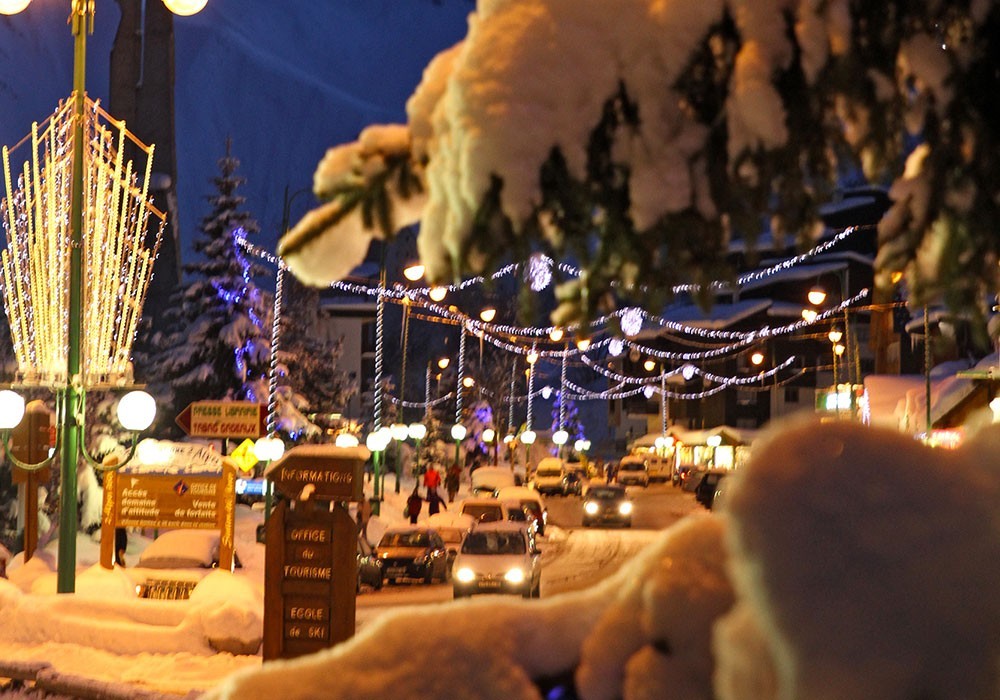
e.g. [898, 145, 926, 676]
[423, 466, 442, 494]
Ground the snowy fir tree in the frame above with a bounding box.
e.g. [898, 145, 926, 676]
[139, 140, 270, 437]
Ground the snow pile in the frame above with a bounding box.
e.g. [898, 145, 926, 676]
[0, 560, 263, 658]
[203, 416, 1000, 700]
[717, 416, 1000, 699]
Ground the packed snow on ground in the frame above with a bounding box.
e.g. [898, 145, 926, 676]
[2, 417, 999, 698]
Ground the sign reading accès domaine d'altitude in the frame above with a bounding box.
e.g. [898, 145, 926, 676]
[175, 400, 266, 439]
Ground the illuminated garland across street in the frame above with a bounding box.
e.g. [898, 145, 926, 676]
[233, 232, 865, 406]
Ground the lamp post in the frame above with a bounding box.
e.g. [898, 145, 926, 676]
[828, 327, 844, 417]
[389, 422, 409, 493]
[408, 422, 426, 475]
[0, 0, 205, 593]
[482, 427, 496, 465]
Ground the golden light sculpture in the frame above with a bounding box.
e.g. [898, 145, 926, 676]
[1, 97, 165, 388]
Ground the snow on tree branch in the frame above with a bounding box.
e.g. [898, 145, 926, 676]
[282, 0, 1000, 329]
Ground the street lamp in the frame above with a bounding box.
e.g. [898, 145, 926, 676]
[408, 422, 426, 475]
[403, 263, 425, 281]
[390, 422, 409, 493]
[482, 427, 496, 465]
[451, 422, 467, 467]
[0, 0, 206, 593]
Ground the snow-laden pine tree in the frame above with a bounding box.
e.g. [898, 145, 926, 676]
[141, 140, 270, 437]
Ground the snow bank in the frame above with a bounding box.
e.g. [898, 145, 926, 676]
[203, 416, 1000, 700]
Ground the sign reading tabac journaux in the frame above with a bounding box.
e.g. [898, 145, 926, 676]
[175, 400, 266, 439]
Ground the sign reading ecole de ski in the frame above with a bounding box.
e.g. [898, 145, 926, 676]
[175, 400, 266, 439]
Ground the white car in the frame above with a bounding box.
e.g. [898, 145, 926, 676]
[531, 457, 566, 495]
[452, 521, 541, 599]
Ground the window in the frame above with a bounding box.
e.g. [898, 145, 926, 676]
[784, 387, 800, 403]
[736, 390, 755, 406]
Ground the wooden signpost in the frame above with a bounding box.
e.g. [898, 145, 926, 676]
[9, 400, 53, 562]
[99, 443, 237, 571]
[262, 445, 366, 661]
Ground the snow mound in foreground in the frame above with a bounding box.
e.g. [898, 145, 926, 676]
[203, 417, 1000, 699]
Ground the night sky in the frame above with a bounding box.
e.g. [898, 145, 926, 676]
[0, 0, 471, 261]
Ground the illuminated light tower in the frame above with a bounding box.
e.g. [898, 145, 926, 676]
[0, 0, 206, 594]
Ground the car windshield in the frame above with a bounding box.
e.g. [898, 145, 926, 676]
[589, 487, 625, 499]
[380, 531, 430, 547]
[536, 467, 561, 476]
[506, 508, 527, 522]
[461, 531, 526, 555]
[462, 504, 502, 522]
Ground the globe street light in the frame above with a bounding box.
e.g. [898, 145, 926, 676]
[390, 422, 409, 493]
[408, 422, 427, 475]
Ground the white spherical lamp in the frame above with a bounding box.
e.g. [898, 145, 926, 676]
[552, 429, 569, 446]
[408, 423, 427, 440]
[162, 0, 207, 16]
[0, 390, 25, 430]
[117, 390, 156, 432]
[335, 433, 360, 448]
[520, 430, 536, 445]
[451, 423, 467, 441]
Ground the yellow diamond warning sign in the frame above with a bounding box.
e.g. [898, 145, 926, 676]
[230, 438, 259, 473]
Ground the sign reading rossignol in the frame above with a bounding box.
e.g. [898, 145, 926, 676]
[175, 400, 266, 439]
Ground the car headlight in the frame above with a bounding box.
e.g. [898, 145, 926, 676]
[455, 567, 476, 583]
[504, 567, 526, 584]
[618, 501, 633, 515]
[584, 501, 599, 515]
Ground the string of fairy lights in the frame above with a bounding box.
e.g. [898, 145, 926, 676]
[235, 224, 870, 425]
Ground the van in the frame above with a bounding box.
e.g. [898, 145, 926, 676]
[531, 457, 566, 495]
[616, 455, 649, 487]
[645, 455, 672, 483]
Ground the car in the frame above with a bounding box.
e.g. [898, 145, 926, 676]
[357, 535, 384, 591]
[425, 512, 476, 570]
[470, 465, 517, 497]
[452, 521, 542, 599]
[501, 499, 539, 537]
[581, 484, 633, 527]
[495, 486, 548, 535]
[531, 457, 566, 496]
[616, 456, 649, 487]
[375, 527, 450, 584]
[458, 497, 511, 524]
[693, 469, 730, 510]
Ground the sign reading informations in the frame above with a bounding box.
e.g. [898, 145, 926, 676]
[175, 401, 266, 439]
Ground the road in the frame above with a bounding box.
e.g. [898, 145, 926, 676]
[356, 482, 702, 627]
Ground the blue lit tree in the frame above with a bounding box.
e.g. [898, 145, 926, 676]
[139, 140, 270, 437]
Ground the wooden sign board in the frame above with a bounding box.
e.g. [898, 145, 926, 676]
[175, 401, 266, 439]
[263, 445, 367, 502]
[262, 499, 357, 660]
[100, 460, 237, 571]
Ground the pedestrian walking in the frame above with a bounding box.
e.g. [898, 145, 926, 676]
[427, 487, 447, 516]
[446, 462, 461, 502]
[424, 466, 442, 493]
[405, 486, 423, 524]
